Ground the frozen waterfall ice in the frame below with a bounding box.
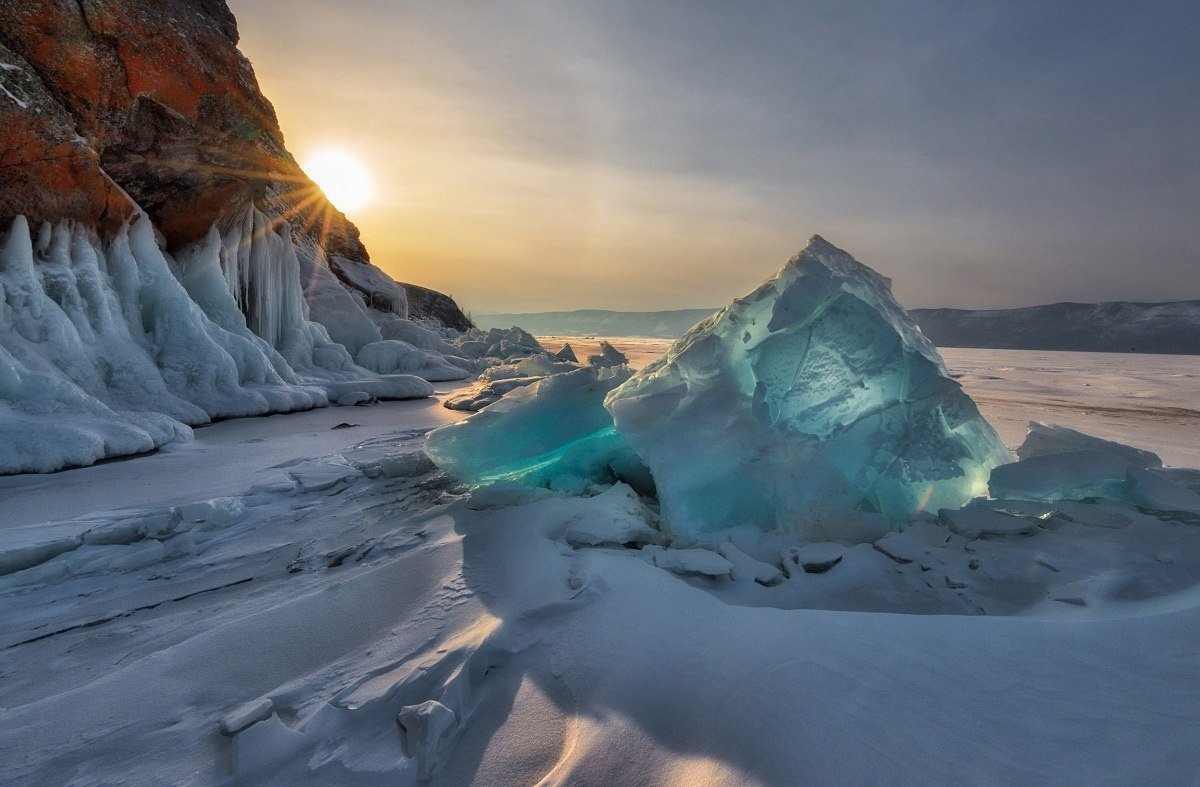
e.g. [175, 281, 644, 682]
[0, 211, 435, 474]
[603, 236, 1011, 540]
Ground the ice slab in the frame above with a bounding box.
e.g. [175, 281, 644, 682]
[989, 449, 1136, 502]
[1017, 421, 1161, 468]
[605, 235, 1010, 540]
[426, 366, 651, 494]
[1126, 467, 1200, 515]
[587, 340, 628, 367]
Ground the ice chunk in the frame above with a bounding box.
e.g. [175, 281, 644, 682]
[989, 449, 1135, 502]
[1017, 422, 1161, 468]
[938, 505, 1038, 538]
[641, 545, 733, 578]
[1126, 468, 1200, 515]
[426, 366, 651, 493]
[605, 236, 1010, 540]
[587, 340, 627, 367]
[555, 342, 579, 362]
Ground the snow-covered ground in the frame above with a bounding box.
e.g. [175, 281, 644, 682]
[2, 347, 1199, 785]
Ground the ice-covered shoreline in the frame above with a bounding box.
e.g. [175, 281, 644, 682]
[4, 241, 1200, 784]
[2, 383, 1199, 784]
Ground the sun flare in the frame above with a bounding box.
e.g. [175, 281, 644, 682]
[303, 147, 373, 213]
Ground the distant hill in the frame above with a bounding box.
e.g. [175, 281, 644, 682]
[910, 301, 1200, 355]
[478, 301, 1200, 355]
[475, 308, 718, 339]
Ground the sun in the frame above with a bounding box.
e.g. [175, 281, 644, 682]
[303, 147, 373, 213]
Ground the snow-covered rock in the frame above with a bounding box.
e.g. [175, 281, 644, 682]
[717, 541, 785, 585]
[641, 545, 733, 578]
[562, 483, 662, 547]
[443, 376, 540, 412]
[605, 235, 1010, 540]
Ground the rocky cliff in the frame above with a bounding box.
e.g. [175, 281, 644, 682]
[0, 0, 469, 328]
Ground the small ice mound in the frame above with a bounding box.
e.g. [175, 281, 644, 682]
[426, 366, 652, 495]
[604, 235, 1011, 541]
[587, 340, 627, 367]
[555, 342, 579, 362]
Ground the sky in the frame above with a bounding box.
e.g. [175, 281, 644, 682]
[231, 0, 1200, 314]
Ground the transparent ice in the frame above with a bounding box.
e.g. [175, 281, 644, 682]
[604, 236, 1012, 540]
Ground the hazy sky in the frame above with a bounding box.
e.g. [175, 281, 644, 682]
[231, 0, 1199, 313]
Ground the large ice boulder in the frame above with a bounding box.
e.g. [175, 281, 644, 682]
[604, 236, 1011, 540]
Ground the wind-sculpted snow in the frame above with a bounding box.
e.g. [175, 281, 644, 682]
[605, 236, 1011, 540]
[0, 212, 437, 474]
[426, 365, 653, 494]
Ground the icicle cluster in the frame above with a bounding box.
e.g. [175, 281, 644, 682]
[0, 210, 436, 474]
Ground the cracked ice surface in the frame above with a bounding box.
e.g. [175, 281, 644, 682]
[605, 236, 1011, 540]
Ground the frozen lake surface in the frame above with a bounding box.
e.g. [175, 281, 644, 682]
[543, 338, 1200, 468]
[2, 344, 1199, 785]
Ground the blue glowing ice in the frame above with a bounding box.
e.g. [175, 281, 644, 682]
[425, 366, 652, 495]
[604, 236, 1011, 540]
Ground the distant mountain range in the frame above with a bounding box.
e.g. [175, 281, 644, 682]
[909, 301, 1200, 355]
[477, 301, 1200, 354]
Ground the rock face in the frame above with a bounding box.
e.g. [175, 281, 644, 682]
[605, 236, 1012, 540]
[0, 0, 469, 328]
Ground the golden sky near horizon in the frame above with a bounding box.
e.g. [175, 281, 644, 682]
[231, 1, 1199, 315]
[234, 4, 800, 315]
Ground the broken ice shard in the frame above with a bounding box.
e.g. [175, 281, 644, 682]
[425, 366, 652, 495]
[604, 236, 1011, 540]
